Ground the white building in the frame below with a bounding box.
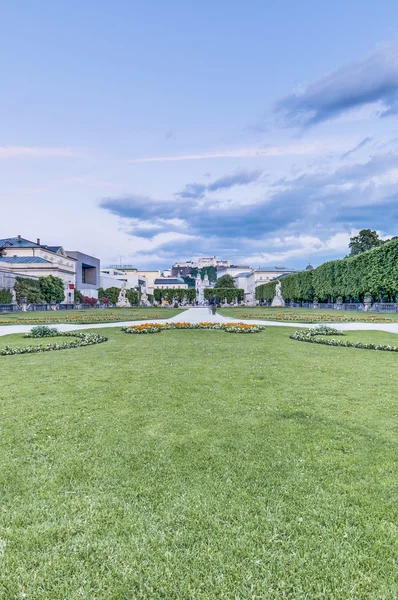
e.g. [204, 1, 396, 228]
[154, 277, 188, 290]
[216, 265, 252, 279]
[100, 267, 148, 292]
[0, 236, 77, 303]
[246, 266, 297, 302]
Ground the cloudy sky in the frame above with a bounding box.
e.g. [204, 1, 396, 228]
[1, 1, 398, 269]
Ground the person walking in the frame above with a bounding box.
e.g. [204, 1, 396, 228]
[209, 295, 217, 315]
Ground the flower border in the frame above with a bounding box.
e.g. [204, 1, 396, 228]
[290, 326, 398, 353]
[121, 322, 266, 334]
[1, 331, 108, 356]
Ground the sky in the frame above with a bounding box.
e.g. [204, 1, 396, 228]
[1, 0, 398, 270]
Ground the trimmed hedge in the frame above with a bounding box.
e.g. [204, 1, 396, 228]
[203, 288, 244, 303]
[256, 238, 398, 303]
[154, 288, 196, 303]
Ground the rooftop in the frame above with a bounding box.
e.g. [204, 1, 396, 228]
[0, 256, 51, 264]
[154, 278, 185, 285]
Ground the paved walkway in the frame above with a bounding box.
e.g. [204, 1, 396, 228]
[1, 307, 398, 337]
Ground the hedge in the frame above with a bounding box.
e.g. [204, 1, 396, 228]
[154, 288, 196, 303]
[256, 238, 398, 303]
[203, 288, 244, 303]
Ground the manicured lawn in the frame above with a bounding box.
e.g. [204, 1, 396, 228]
[0, 307, 183, 326]
[1, 326, 398, 598]
[220, 306, 398, 323]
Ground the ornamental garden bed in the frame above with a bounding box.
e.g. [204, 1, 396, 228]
[233, 312, 394, 323]
[121, 322, 265, 334]
[0, 326, 108, 356]
[290, 326, 398, 353]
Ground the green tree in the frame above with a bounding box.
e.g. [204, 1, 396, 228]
[74, 289, 83, 303]
[39, 275, 65, 303]
[126, 288, 139, 305]
[104, 287, 120, 304]
[348, 229, 384, 256]
[214, 274, 235, 289]
[14, 277, 44, 303]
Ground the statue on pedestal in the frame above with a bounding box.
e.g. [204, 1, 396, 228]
[116, 282, 131, 307]
[140, 289, 151, 307]
[271, 280, 285, 307]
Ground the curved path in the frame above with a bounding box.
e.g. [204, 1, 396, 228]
[1, 307, 398, 337]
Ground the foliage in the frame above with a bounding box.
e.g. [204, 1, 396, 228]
[0, 288, 13, 303]
[14, 276, 44, 304]
[28, 326, 60, 338]
[82, 296, 98, 306]
[154, 288, 196, 303]
[349, 228, 384, 256]
[102, 286, 121, 304]
[73, 289, 83, 303]
[214, 274, 236, 289]
[255, 238, 398, 302]
[204, 288, 244, 302]
[39, 275, 65, 304]
[290, 327, 398, 353]
[1, 332, 108, 356]
[126, 288, 139, 305]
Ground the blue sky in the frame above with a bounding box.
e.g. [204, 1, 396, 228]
[1, 0, 398, 269]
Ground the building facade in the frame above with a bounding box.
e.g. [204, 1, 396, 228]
[0, 236, 76, 302]
[154, 277, 188, 290]
[66, 251, 100, 299]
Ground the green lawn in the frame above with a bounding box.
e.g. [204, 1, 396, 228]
[0, 307, 183, 326]
[220, 306, 398, 323]
[1, 326, 398, 599]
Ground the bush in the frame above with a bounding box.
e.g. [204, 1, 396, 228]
[0, 288, 13, 303]
[39, 275, 65, 304]
[83, 296, 98, 307]
[28, 326, 59, 338]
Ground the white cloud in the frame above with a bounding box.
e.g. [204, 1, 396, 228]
[0, 146, 83, 159]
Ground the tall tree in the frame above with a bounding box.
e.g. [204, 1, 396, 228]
[39, 275, 65, 303]
[214, 274, 236, 289]
[348, 229, 384, 256]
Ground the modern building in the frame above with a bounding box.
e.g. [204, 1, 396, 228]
[0, 236, 76, 302]
[66, 251, 100, 299]
[105, 265, 152, 292]
[100, 268, 127, 290]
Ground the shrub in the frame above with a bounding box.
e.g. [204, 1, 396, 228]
[290, 326, 398, 353]
[28, 326, 59, 338]
[0, 288, 13, 303]
[83, 296, 98, 307]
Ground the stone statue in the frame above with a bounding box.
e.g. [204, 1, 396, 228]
[116, 282, 131, 307]
[140, 289, 151, 307]
[271, 280, 285, 307]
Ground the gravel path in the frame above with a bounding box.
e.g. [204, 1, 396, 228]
[1, 307, 398, 336]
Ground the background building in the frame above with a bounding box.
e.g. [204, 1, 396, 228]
[154, 277, 188, 290]
[0, 236, 76, 302]
[66, 251, 100, 299]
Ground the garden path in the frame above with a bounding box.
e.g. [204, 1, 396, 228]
[1, 307, 398, 337]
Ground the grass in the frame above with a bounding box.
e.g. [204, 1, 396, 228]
[0, 307, 183, 326]
[220, 306, 398, 323]
[1, 326, 398, 598]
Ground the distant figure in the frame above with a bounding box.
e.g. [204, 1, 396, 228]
[209, 296, 217, 315]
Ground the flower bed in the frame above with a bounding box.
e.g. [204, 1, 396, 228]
[1, 327, 108, 356]
[0, 313, 161, 326]
[122, 322, 265, 334]
[234, 312, 393, 324]
[290, 326, 398, 353]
